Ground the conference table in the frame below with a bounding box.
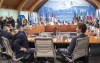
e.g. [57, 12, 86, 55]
[28, 36, 100, 44]
[30, 25, 77, 33]
[28, 25, 100, 44]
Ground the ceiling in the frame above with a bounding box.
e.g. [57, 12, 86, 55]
[0, 0, 48, 12]
[0, 0, 100, 12]
[86, 0, 100, 9]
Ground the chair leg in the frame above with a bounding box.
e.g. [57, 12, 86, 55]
[54, 57, 56, 63]
[35, 58, 38, 63]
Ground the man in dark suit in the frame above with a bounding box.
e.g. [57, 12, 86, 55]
[12, 26, 34, 61]
[0, 26, 14, 52]
[8, 17, 15, 28]
[17, 19, 22, 29]
[0, 29, 3, 46]
[57, 23, 87, 56]
[94, 19, 99, 28]
[0, 26, 14, 44]
[2, 26, 14, 40]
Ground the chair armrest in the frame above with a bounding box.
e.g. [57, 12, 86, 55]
[62, 53, 73, 62]
[13, 57, 24, 61]
[54, 46, 56, 58]
[34, 49, 36, 58]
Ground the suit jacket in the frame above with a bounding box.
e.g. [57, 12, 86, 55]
[12, 31, 29, 58]
[2, 31, 14, 40]
[0, 30, 3, 46]
[17, 19, 22, 28]
[67, 34, 87, 55]
[0, 31, 14, 46]
[11, 19, 15, 28]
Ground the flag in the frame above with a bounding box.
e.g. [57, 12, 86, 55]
[89, 12, 92, 22]
[83, 11, 87, 20]
[86, 11, 89, 21]
[54, 11, 56, 22]
[80, 15, 83, 20]
[80, 9, 83, 20]
[98, 10, 100, 20]
[42, 8, 45, 21]
[48, 12, 51, 21]
[28, 13, 32, 25]
[45, 12, 49, 22]
[74, 11, 76, 18]
[94, 12, 96, 19]
[51, 10, 54, 21]
[40, 13, 43, 22]
[28, 13, 30, 21]
[54, 11, 56, 18]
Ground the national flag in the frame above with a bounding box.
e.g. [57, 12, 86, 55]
[51, 10, 54, 21]
[28, 13, 32, 24]
[94, 12, 96, 19]
[48, 12, 51, 21]
[74, 10, 76, 18]
[80, 9, 83, 20]
[28, 13, 30, 21]
[45, 12, 49, 22]
[40, 13, 43, 22]
[83, 11, 87, 20]
[98, 10, 100, 20]
[80, 15, 83, 20]
[89, 12, 92, 22]
[42, 8, 45, 21]
[54, 11, 56, 22]
[86, 11, 89, 21]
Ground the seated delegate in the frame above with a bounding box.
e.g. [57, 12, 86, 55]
[57, 23, 88, 56]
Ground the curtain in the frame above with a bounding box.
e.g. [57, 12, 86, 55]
[0, 8, 18, 21]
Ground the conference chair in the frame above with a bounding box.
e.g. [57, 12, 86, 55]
[62, 37, 89, 63]
[1, 37, 32, 63]
[1, 36, 24, 63]
[35, 37, 56, 63]
[0, 44, 3, 60]
[40, 32, 52, 37]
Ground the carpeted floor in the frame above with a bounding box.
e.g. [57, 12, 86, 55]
[1, 44, 100, 63]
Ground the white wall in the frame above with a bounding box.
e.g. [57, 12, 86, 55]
[0, 8, 18, 20]
[0, 8, 38, 23]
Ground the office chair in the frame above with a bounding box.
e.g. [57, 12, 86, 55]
[35, 37, 56, 63]
[1, 36, 32, 63]
[62, 37, 89, 63]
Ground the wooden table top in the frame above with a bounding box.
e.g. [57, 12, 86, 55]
[28, 25, 100, 44]
[89, 36, 100, 44]
[30, 25, 77, 34]
[28, 36, 100, 44]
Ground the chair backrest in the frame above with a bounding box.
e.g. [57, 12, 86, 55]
[0, 44, 2, 53]
[2, 36, 15, 58]
[40, 32, 51, 37]
[35, 37, 55, 57]
[72, 37, 89, 61]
